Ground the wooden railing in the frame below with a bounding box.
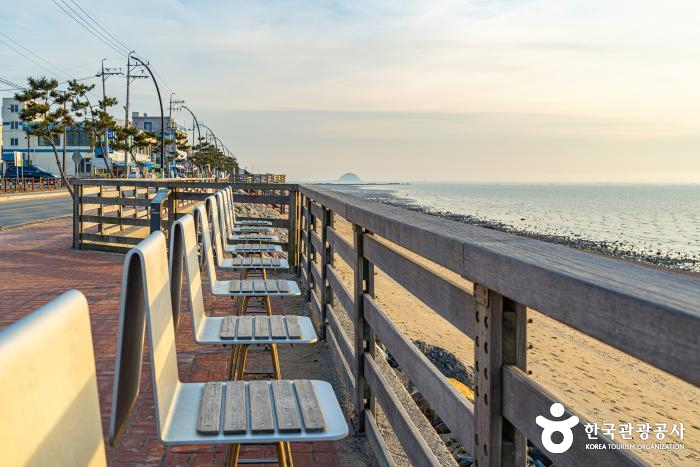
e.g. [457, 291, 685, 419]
[71, 179, 298, 261]
[296, 185, 700, 467]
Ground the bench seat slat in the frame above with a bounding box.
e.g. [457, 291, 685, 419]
[272, 381, 302, 433]
[224, 382, 247, 434]
[254, 316, 270, 339]
[294, 380, 325, 432]
[221, 316, 236, 339]
[270, 316, 286, 338]
[197, 382, 223, 434]
[286, 316, 302, 339]
[249, 381, 275, 434]
[237, 316, 253, 339]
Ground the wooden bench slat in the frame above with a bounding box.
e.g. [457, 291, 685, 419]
[254, 316, 270, 339]
[223, 382, 247, 434]
[271, 381, 302, 433]
[285, 316, 302, 339]
[197, 382, 223, 434]
[237, 316, 253, 339]
[294, 380, 325, 432]
[221, 316, 236, 339]
[270, 316, 286, 338]
[249, 381, 275, 434]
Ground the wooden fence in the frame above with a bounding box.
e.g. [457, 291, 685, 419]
[71, 179, 298, 260]
[296, 185, 700, 467]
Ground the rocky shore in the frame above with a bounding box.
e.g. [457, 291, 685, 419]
[346, 187, 700, 274]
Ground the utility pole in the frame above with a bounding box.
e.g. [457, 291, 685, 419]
[123, 51, 148, 177]
[96, 58, 122, 174]
[62, 101, 67, 177]
[168, 93, 185, 176]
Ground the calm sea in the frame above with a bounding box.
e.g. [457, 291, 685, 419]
[332, 183, 700, 272]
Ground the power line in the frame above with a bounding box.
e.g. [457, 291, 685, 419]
[151, 65, 173, 93]
[56, 0, 129, 54]
[0, 77, 24, 89]
[68, 0, 132, 52]
[0, 36, 67, 78]
[52, 0, 128, 56]
[0, 31, 73, 79]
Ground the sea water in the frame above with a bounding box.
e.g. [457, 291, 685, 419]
[332, 183, 700, 273]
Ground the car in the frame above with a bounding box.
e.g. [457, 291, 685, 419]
[2, 165, 59, 180]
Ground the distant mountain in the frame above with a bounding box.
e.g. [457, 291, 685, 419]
[338, 172, 361, 182]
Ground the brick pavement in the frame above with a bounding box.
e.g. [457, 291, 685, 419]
[0, 218, 369, 466]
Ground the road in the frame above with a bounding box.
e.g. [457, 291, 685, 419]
[0, 195, 73, 228]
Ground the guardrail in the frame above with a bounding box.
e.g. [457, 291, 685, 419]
[296, 185, 700, 467]
[1, 177, 66, 192]
[71, 179, 299, 262]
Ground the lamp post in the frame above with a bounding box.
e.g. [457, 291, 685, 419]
[179, 105, 201, 148]
[129, 55, 166, 177]
[201, 124, 219, 151]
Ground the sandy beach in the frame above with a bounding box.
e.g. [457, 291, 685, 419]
[327, 216, 699, 466]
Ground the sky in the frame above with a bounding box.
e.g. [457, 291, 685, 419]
[2, 0, 700, 182]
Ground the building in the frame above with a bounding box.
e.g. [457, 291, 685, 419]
[1, 97, 154, 177]
[2, 97, 96, 176]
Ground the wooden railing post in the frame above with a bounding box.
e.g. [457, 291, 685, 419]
[72, 183, 82, 250]
[353, 225, 374, 433]
[97, 185, 104, 234]
[167, 187, 176, 235]
[473, 284, 527, 467]
[288, 188, 298, 270]
[319, 206, 332, 340]
[304, 197, 315, 301]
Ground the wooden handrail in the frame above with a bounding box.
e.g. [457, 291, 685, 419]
[297, 184, 697, 467]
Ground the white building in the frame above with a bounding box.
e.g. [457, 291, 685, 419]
[1, 97, 101, 175]
[2, 97, 152, 176]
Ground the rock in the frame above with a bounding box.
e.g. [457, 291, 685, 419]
[448, 377, 474, 402]
[456, 453, 474, 467]
[411, 390, 439, 426]
[413, 340, 475, 388]
[434, 422, 451, 434]
[385, 350, 399, 368]
[528, 445, 553, 466]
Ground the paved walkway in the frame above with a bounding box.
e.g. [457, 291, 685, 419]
[0, 218, 373, 466]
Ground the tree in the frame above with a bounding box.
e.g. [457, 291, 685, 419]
[111, 124, 147, 176]
[67, 80, 117, 178]
[15, 77, 76, 197]
[188, 142, 237, 179]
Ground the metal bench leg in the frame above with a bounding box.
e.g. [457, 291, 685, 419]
[276, 442, 288, 467]
[224, 443, 241, 467]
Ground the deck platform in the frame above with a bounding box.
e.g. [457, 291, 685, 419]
[0, 218, 374, 466]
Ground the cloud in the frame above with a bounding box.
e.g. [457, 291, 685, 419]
[2, 0, 700, 181]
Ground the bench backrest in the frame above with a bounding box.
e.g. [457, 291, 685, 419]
[110, 232, 179, 445]
[170, 213, 207, 333]
[226, 186, 238, 226]
[193, 201, 219, 285]
[0, 290, 106, 466]
[214, 191, 231, 242]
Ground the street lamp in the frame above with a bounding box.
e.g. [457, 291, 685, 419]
[179, 105, 201, 148]
[129, 55, 166, 177]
